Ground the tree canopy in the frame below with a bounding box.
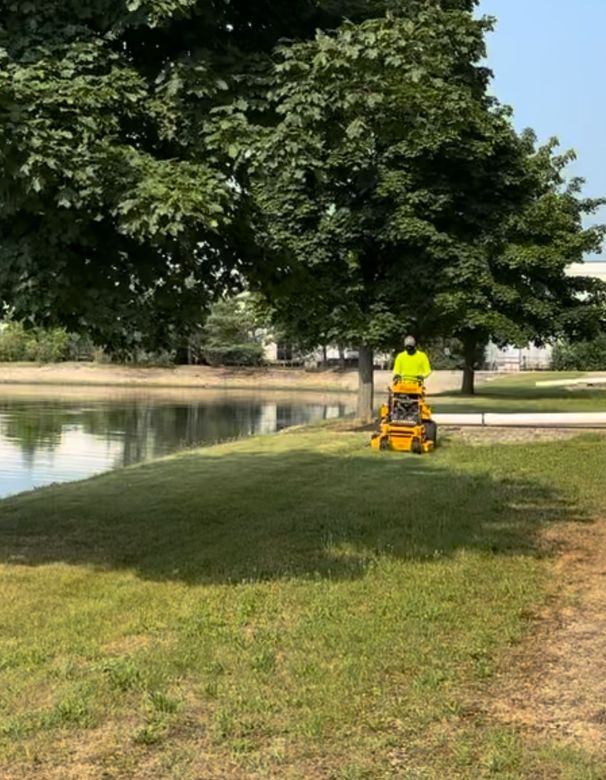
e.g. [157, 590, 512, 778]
[0, 0, 396, 346]
[229, 7, 538, 410]
[1, 0, 603, 406]
[224, 7, 604, 402]
[434, 134, 606, 392]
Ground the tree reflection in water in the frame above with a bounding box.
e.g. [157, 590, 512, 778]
[0, 390, 353, 497]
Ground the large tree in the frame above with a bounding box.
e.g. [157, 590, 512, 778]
[229, 7, 532, 419]
[436, 134, 606, 394]
[0, 0, 390, 347]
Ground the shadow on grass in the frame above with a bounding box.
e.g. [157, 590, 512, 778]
[0, 441, 589, 584]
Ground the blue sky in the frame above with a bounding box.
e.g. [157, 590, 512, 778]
[478, 0, 606, 253]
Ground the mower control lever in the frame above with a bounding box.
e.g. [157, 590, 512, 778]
[392, 374, 425, 385]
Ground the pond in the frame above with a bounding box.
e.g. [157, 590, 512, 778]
[0, 387, 355, 499]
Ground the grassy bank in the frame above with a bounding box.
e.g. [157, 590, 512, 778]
[1, 427, 605, 778]
[433, 372, 606, 414]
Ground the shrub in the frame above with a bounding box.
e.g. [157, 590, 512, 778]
[551, 335, 606, 371]
[0, 322, 31, 361]
[106, 347, 177, 366]
[130, 349, 176, 367]
[203, 343, 265, 367]
[0, 322, 70, 362]
[26, 327, 70, 362]
[201, 297, 266, 366]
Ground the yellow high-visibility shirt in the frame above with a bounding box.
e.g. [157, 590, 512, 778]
[393, 349, 431, 379]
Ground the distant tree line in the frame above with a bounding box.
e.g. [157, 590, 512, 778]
[0, 295, 269, 366]
[4, 307, 606, 372]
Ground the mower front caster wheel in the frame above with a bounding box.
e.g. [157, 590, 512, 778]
[411, 438, 423, 455]
[424, 420, 438, 445]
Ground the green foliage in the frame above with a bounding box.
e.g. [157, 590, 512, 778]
[0, 323, 31, 362]
[101, 657, 144, 693]
[106, 347, 177, 367]
[2, 0, 603, 376]
[425, 338, 467, 370]
[28, 327, 71, 362]
[435, 135, 606, 365]
[551, 335, 606, 371]
[201, 297, 265, 366]
[202, 345, 265, 367]
[213, 6, 604, 397]
[0, 0, 392, 346]
[230, 6, 532, 362]
[0, 322, 69, 362]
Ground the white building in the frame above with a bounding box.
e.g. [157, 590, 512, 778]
[567, 261, 606, 284]
[485, 262, 606, 371]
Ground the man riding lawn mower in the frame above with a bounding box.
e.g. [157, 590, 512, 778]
[371, 336, 437, 454]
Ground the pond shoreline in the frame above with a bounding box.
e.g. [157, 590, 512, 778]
[0, 362, 466, 394]
[0, 362, 361, 393]
[0, 385, 356, 499]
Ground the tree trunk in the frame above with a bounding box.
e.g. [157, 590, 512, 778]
[338, 345, 346, 370]
[322, 344, 328, 367]
[357, 345, 374, 422]
[461, 336, 477, 396]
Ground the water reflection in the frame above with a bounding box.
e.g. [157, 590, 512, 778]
[0, 388, 354, 498]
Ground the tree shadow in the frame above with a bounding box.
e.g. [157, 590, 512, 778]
[0, 441, 590, 585]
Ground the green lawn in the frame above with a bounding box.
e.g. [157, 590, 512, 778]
[432, 372, 606, 414]
[1, 426, 605, 778]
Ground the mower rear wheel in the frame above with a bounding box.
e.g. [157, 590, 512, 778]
[379, 437, 390, 451]
[411, 437, 423, 455]
[424, 420, 438, 445]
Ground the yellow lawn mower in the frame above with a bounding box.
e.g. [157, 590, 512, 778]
[371, 375, 437, 454]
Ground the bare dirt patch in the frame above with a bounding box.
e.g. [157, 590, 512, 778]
[0, 363, 466, 395]
[490, 518, 606, 754]
[0, 362, 360, 392]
